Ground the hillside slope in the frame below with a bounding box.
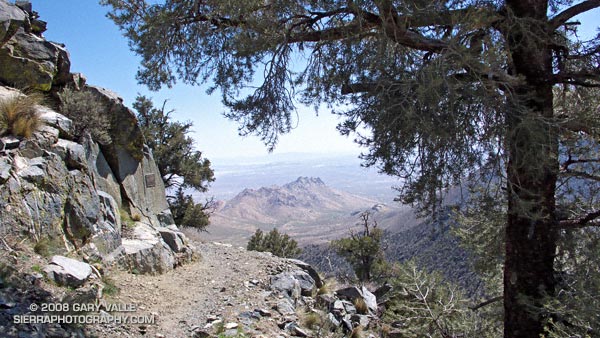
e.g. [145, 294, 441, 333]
[2, 237, 387, 337]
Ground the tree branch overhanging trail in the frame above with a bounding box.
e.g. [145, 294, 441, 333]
[178, 3, 503, 53]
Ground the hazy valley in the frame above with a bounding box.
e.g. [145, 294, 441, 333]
[197, 154, 419, 246]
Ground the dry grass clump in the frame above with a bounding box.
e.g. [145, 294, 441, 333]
[317, 282, 330, 295]
[350, 326, 363, 338]
[354, 297, 369, 315]
[302, 311, 321, 330]
[318, 277, 339, 295]
[0, 92, 44, 138]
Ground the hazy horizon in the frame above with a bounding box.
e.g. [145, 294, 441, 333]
[192, 152, 401, 203]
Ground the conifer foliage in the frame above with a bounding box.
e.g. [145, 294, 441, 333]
[331, 212, 386, 282]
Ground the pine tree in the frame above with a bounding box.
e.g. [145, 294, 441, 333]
[331, 212, 387, 282]
[384, 260, 501, 338]
[104, 1, 600, 336]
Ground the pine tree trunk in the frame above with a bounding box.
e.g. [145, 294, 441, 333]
[503, 1, 558, 337]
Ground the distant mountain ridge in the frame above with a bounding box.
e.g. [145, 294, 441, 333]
[192, 154, 402, 201]
[205, 177, 409, 245]
[219, 176, 378, 223]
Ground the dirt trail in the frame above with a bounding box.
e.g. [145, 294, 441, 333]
[87, 241, 294, 338]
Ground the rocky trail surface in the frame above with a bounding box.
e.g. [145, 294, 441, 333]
[87, 241, 299, 337]
[2, 234, 384, 338]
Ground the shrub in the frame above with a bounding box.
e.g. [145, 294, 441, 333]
[33, 236, 63, 257]
[0, 92, 44, 138]
[383, 260, 497, 338]
[247, 228, 301, 258]
[57, 87, 111, 144]
[350, 326, 363, 338]
[302, 311, 321, 330]
[102, 276, 120, 296]
[33, 239, 49, 256]
[119, 208, 136, 228]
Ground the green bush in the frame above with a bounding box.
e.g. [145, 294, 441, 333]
[102, 276, 120, 296]
[247, 228, 301, 258]
[119, 208, 136, 229]
[58, 87, 111, 144]
[0, 92, 44, 138]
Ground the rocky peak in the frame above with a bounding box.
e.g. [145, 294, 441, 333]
[283, 176, 325, 190]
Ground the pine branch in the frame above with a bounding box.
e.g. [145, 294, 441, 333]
[559, 209, 600, 229]
[550, 0, 600, 29]
[561, 156, 600, 170]
[561, 169, 600, 182]
[553, 70, 600, 87]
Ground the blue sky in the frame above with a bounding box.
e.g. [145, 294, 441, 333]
[32, 0, 362, 161]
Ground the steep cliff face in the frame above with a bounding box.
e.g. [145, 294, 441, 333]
[0, 0, 195, 275]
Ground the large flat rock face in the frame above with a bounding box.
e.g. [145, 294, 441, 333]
[85, 86, 144, 158]
[84, 136, 122, 207]
[116, 147, 170, 226]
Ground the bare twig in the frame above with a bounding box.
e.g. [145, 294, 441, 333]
[470, 295, 503, 311]
[1, 238, 15, 253]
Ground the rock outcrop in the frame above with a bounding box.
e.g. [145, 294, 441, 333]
[0, 0, 194, 276]
[0, 1, 73, 91]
